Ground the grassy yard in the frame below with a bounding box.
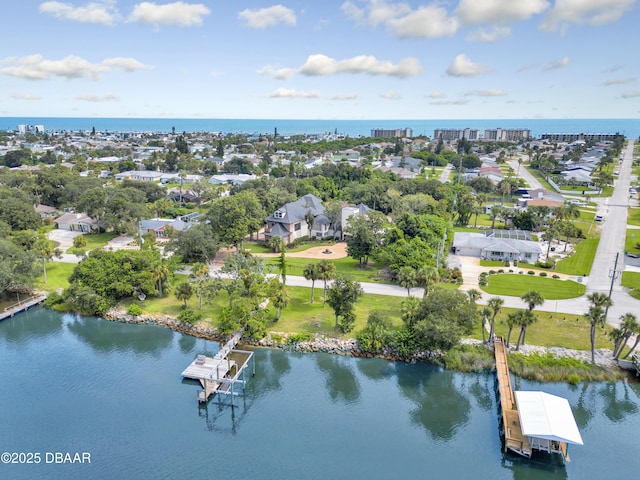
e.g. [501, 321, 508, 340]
[627, 208, 640, 227]
[244, 241, 338, 254]
[525, 166, 555, 191]
[34, 262, 76, 291]
[481, 274, 586, 299]
[265, 256, 388, 283]
[480, 260, 507, 267]
[67, 232, 117, 254]
[554, 237, 599, 275]
[469, 307, 612, 350]
[622, 271, 640, 300]
[625, 230, 640, 253]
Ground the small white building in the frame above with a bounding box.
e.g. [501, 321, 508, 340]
[453, 230, 541, 263]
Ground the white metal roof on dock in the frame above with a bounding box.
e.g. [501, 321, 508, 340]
[514, 391, 584, 445]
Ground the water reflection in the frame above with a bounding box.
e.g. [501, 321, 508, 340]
[196, 393, 251, 435]
[178, 334, 197, 355]
[467, 374, 493, 412]
[0, 307, 63, 343]
[355, 357, 395, 381]
[251, 348, 292, 394]
[502, 454, 568, 480]
[65, 314, 173, 356]
[396, 364, 470, 441]
[315, 353, 361, 404]
[572, 383, 596, 428]
[599, 381, 639, 423]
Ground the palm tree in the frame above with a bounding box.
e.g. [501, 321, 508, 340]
[318, 259, 336, 306]
[175, 281, 193, 308]
[487, 296, 504, 342]
[416, 266, 439, 298]
[270, 281, 290, 321]
[584, 305, 606, 364]
[521, 290, 544, 313]
[505, 311, 520, 347]
[515, 310, 537, 350]
[151, 262, 170, 297]
[397, 266, 418, 296]
[480, 307, 492, 344]
[490, 205, 503, 229]
[302, 263, 322, 303]
[611, 313, 639, 359]
[190, 262, 209, 310]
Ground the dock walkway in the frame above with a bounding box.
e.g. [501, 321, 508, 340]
[182, 329, 254, 404]
[494, 337, 532, 458]
[0, 295, 47, 321]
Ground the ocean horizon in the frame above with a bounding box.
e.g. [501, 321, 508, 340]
[2, 116, 640, 139]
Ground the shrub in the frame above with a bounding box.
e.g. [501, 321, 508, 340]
[44, 291, 63, 307]
[519, 271, 524, 274]
[178, 308, 202, 325]
[528, 270, 535, 275]
[287, 333, 313, 344]
[127, 304, 143, 316]
[498, 269, 504, 274]
[488, 270, 496, 275]
[508, 269, 514, 273]
[539, 272, 548, 277]
[503, 260, 510, 267]
[552, 274, 560, 279]
[270, 333, 283, 344]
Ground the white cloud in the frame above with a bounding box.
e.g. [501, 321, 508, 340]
[341, 0, 411, 26]
[621, 90, 640, 98]
[456, 0, 549, 25]
[0, 54, 107, 80]
[238, 5, 296, 29]
[517, 63, 539, 72]
[380, 91, 400, 99]
[464, 89, 506, 96]
[102, 57, 151, 72]
[257, 65, 296, 80]
[544, 56, 570, 70]
[128, 1, 210, 27]
[603, 77, 635, 86]
[446, 54, 491, 77]
[426, 92, 445, 99]
[430, 99, 470, 105]
[269, 88, 319, 98]
[603, 65, 624, 73]
[467, 26, 511, 42]
[387, 5, 458, 38]
[331, 93, 359, 100]
[76, 93, 120, 102]
[342, 1, 457, 38]
[10, 93, 42, 100]
[299, 54, 421, 78]
[39, 1, 118, 26]
[541, 0, 635, 31]
[0, 54, 150, 80]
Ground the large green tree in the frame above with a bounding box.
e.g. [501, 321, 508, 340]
[326, 275, 364, 332]
[344, 211, 385, 265]
[207, 190, 265, 249]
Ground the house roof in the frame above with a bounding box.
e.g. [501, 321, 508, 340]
[139, 218, 191, 232]
[514, 391, 583, 445]
[453, 232, 541, 255]
[266, 223, 290, 238]
[266, 194, 324, 224]
[527, 198, 564, 208]
[55, 212, 98, 225]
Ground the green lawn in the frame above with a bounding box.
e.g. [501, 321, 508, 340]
[625, 230, 640, 253]
[627, 208, 640, 227]
[34, 262, 76, 291]
[469, 307, 612, 350]
[265, 256, 388, 283]
[622, 271, 640, 300]
[480, 260, 507, 267]
[481, 274, 586, 299]
[67, 232, 117, 254]
[244, 241, 340, 254]
[554, 237, 599, 275]
[525, 167, 555, 191]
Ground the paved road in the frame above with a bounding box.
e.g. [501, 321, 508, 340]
[508, 156, 543, 190]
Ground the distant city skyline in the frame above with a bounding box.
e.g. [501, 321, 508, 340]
[1, 1, 639, 120]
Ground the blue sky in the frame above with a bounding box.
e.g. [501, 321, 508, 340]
[1, 0, 639, 119]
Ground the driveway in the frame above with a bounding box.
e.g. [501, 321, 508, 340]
[508, 156, 543, 190]
[47, 229, 83, 253]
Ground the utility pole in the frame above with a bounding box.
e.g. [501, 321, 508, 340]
[607, 252, 620, 317]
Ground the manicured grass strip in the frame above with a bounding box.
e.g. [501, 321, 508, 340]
[481, 274, 586, 299]
[245, 241, 339, 254]
[554, 237, 599, 275]
[622, 271, 640, 300]
[480, 260, 507, 267]
[469, 307, 612, 350]
[265, 256, 388, 283]
[628, 208, 640, 227]
[625, 230, 640, 253]
[34, 262, 76, 291]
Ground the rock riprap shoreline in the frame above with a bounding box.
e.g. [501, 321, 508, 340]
[104, 308, 618, 368]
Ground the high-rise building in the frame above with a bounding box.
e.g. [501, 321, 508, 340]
[483, 128, 530, 141]
[540, 133, 621, 142]
[371, 128, 413, 138]
[433, 128, 479, 141]
[17, 124, 44, 134]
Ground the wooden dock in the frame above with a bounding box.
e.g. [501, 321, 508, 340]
[0, 295, 47, 321]
[182, 330, 254, 405]
[494, 337, 532, 458]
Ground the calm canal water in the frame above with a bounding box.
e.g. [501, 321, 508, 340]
[1, 308, 639, 479]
